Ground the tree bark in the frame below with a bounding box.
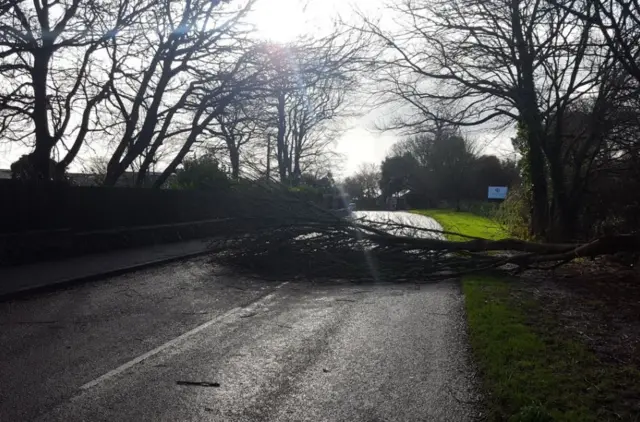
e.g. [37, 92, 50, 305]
[229, 146, 240, 179]
[547, 151, 573, 241]
[31, 50, 54, 180]
[527, 139, 549, 238]
[276, 90, 287, 183]
[511, 0, 550, 239]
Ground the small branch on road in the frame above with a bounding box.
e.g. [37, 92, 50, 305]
[176, 381, 221, 388]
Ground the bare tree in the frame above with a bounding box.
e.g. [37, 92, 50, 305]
[0, 0, 152, 179]
[343, 163, 380, 200]
[99, 0, 257, 186]
[255, 30, 367, 184]
[550, 0, 640, 83]
[0, 0, 263, 186]
[0, 0, 371, 192]
[208, 102, 258, 179]
[284, 78, 347, 181]
[359, 0, 611, 239]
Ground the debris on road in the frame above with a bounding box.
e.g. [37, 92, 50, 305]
[210, 183, 640, 283]
[176, 381, 221, 388]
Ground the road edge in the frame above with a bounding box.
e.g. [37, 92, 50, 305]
[0, 248, 212, 301]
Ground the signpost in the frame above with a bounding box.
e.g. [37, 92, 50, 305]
[488, 186, 508, 200]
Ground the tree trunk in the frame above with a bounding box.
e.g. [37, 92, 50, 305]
[153, 139, 195, 188]
[516, 109, 549, 240]
[135, 92, 193, 188]
[276, 91, 287, 183]
[135, 160, 151, 187]
[287, 137, 294, 181]
[31, 51, 54, 180]
[527, 141, 549, 239]
[546, 152, 573, 241]
[104, 47, 174, 186]
[266, 134, 272, 179]
[229, 147, 240, 180]
[293, 159, 301, 180]
[510, 0, 550, 239]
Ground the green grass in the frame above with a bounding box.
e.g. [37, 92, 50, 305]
[415, 209, 640, 421]
[465, 277, 596, 421]
[411, 209, 509, 240]
[465, 277, 640, 421]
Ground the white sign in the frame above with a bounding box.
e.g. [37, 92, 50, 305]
[488, 186, 508, 200]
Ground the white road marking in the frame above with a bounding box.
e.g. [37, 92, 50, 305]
[80, 283, 287, 391]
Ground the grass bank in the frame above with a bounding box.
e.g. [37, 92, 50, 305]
[412, 209, 640, 421]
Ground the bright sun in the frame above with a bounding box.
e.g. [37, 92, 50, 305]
[252, 0, 310, 42]
[251, 0, 373, 43]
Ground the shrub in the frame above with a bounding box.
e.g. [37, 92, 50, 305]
[288, 185, 324, 204]
[494, 186, 531, 240]
[171, 155, 230, 191]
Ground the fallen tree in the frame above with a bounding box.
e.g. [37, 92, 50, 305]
[210, 183, 640, 282]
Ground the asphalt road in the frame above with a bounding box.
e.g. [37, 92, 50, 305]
[354, 211, 444, 235]
[0, 213, 482, 422]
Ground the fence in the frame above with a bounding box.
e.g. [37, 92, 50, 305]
[0, 180, 233, 234]
[0, 180, 236, 266]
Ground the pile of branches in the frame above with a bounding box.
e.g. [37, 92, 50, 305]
[210, 183, 640, 282]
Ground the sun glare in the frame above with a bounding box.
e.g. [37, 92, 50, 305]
[251, 0, 374, 43]
[252, 0, 310, 42]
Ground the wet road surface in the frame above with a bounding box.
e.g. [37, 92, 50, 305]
[0, 213, 482, 421]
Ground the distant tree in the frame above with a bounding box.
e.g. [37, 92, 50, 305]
[379, 154, 416, 198]
[471, 155, 519, 200]
[83, 156, 110, 186]
[318, 171, 335, 190]
[256, 30, 367, 184]
[210, 104, 259, 180]
[356, 163, 381, 199]
[386, 131, 477, 208]
[172, 154, 229, 191]
[300, 173, 322, 188]
[342, 163, 381, 201]
[424, 134, 475, 209]
[342, 176, 365, 201]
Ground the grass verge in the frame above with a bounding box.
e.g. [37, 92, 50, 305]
[463, 276, 640, 421]
[413, 208, 640, 421]
[411, 209, 509, 240]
